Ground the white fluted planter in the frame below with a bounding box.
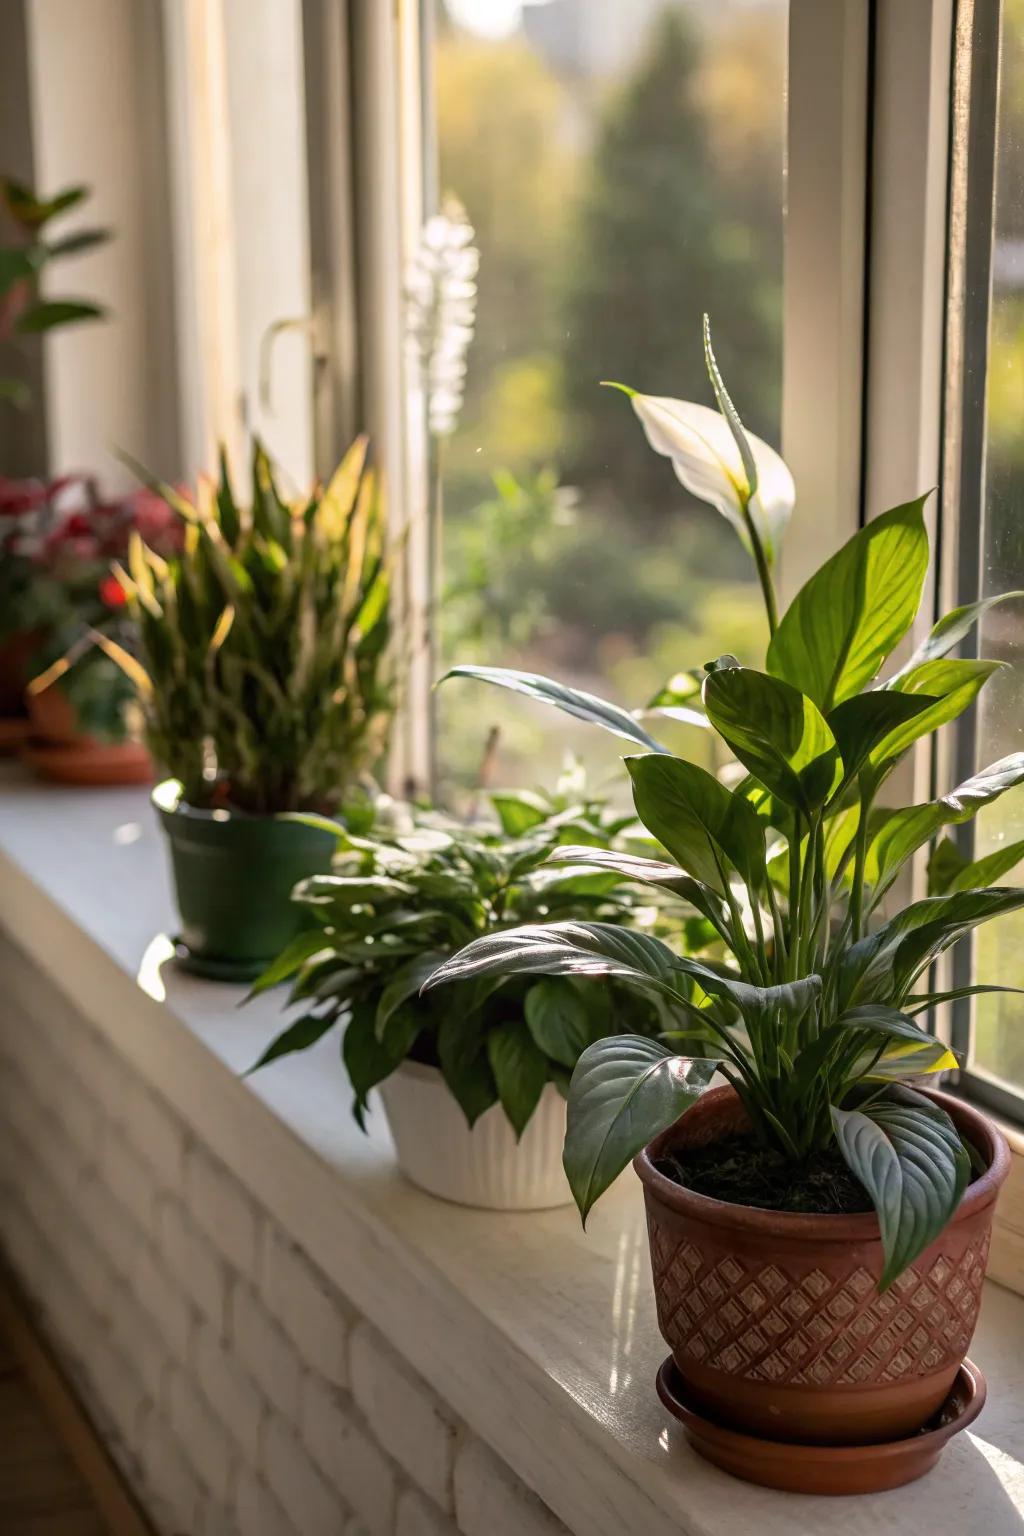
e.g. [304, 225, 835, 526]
[378, 1059, 572, 1211]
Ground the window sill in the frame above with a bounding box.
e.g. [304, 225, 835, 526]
[0, 769, 1022, 1535]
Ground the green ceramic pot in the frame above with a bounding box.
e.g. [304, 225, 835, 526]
[153, 779, 336, 981]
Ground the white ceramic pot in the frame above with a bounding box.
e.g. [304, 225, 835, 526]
[378, 1059, 572, 1211]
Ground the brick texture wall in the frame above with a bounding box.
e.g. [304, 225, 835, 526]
[0, 937, 572, 1536]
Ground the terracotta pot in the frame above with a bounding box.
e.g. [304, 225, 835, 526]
[0, 630, 39, 717]
[635, 1085, 1009, 1446]
[24, 682, 153, 786]
[379, 1059, 571, 1210]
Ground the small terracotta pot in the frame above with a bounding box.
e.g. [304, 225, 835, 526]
[0, 629, 40, 717]
[635, 1085, 1009, 1446]
[24, 681, 153, 786]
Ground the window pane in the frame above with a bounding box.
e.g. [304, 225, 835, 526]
[425, 0, 788, 808]
[969, 0, 1024, 1091]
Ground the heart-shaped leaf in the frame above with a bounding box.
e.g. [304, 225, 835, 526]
[564, 1037, 719, 1222]
[831, 1089, 969, 1289]
[440, 665, 667, 752]
[767, 496, 930, 710]
[703, 667, 842, 812]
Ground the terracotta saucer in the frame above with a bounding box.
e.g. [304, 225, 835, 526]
[0, 716, 31, 756]
[655, 1355, 985, 1495]
[23, 740, 153, 786]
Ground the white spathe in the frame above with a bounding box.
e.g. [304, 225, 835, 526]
[630, 394, 796, 563]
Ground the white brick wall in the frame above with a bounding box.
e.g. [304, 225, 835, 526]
[0, 936, 573, 1536]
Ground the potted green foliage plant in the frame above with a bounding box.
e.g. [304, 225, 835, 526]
[249, 769, 663, 1209]
[103, 436, 394, 979]
[423, 320, 1020, 1480]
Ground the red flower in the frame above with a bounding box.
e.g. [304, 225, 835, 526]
[99, 573, 127, 608]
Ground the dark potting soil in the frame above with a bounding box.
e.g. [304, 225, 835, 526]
[654, 1134, 875, 1216]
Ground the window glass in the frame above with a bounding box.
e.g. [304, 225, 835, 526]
[971, 0, 1024, 1092]
[424, 0, 788, 807]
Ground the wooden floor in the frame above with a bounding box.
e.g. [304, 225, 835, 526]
[0, 1275, 153, 1536]
[0, 1329, 110, 1535]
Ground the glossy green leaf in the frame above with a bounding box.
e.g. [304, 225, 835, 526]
[832, 1088, 969, 1289]
[926, 838, 967, 896]
[375, 952, 450, 1039]
[865, 753, 1024, 898]
[625, 752, 767, 892]
[487, 1018, 549, 1137]
[246, 930, 333, 997]
[703, 667, 841, 812]
[563, 1037, 719, 1222]
[16, 298, 105, 332]
[441, 665, 667, 752]
[871, 659, 1003, 773]
[544, 844, 731, 934]
[437, 1010, 498, 1127]
[826, 691, 937, 785]
[888, 588, 1024, 683]
[767, 497, 930, 709]
[422, 920, 685, 1001]
[840, 887, 1024, 1007]
[245, 1010, 338, 1075]
[343, 1001, 404, 1129]
[490, 790, 551, 835]
[524, 979, 602, 1068]
[947, 837, 1024, 894]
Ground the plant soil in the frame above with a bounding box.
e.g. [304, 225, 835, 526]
[654, 1133, 874, 1216]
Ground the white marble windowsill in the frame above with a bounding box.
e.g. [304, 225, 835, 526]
[0, 770, 1021, 1536]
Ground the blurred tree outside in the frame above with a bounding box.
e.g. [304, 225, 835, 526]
[432, 1, 784, 803]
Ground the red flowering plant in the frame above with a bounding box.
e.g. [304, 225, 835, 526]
[14, 480, 182, 740]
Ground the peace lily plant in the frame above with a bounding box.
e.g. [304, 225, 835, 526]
[425, 317, 1024, 1291]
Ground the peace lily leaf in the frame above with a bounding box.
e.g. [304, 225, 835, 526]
[544, 844, 731, 933]
[487, 1019, 549, 1138]
[375, 952, 450, 1040]
[245, 1010, 337, 1075]
[865, 753, 1024, 899]
[946, 837, 1024, 894]
[525, 979, 604, 1068]
[766, 497, 929, 710]
[831, 1089, 969, 1289]
[440, 665, 667, 752]
[647, 670, 703, 709]
[836, 1004, 958, 1074]
[607, 387, 794, 563]
[490, 790, 551, 836]
[625, 753, 767, 892]
[564, 1037, 720, 1222]
[905, 983, 1024, 1013]
[703, 667, 842, 812]
[840, 887, 1024, 1007]
[927, 838, 967, 896]
[247, 930, 333, 998]
[861, 1038, 958, 1081]
[888, 588, 1024, 684]
[437, 1010, 498, 1128]
[827, 691, 937, 786]
[871, 659, 1003, 774]
[422, 921, 686, 1002]
[344, 1001, 407, 1130]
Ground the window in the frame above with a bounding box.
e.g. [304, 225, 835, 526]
[947, 0, 1024, 1114]
[415, 0, 788, 810]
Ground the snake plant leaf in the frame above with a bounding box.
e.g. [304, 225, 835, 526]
[563, 1037, 720, 1222]
[766, 496, 930, 710]
[606, 387, 794, 563]
[625, 753, 767, 892]
[831, 1088, 969, 1290]
[887, 588, 1024, 684]
[487, 1018, 549, 1139]
[703, 667, 842, 812]
[440, 665, 667, 752]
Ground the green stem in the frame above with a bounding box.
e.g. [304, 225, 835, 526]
[787, 811, 803, 978]
[849, 783, 875, 943]
[740, 495, 779, 636]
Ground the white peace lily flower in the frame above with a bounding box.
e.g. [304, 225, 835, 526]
[625, 391, 795, 564]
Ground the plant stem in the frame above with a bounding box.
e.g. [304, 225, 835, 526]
[787, 811, 802, 978]
[849, 783, 874, 943]
[740, 495, 779, 636]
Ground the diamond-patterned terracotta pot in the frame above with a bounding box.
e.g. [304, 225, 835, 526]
[635, 1085, 1009, 1446]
